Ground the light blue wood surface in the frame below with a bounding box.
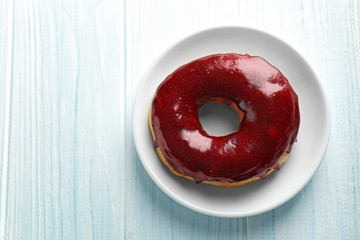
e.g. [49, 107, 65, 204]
[0, 0, 359, 239]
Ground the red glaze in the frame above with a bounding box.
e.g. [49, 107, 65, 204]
[151, 54, 300, 183]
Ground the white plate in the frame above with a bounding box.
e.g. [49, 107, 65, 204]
[133, 26, 331, 217]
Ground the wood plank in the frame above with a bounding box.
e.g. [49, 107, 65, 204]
[3, 0, 125, 239]
[0, 0, 13, 238]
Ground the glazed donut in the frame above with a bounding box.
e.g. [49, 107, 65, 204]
[149, 53, 300, 186]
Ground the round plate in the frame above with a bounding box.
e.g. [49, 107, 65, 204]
[133, 26, 331, 217]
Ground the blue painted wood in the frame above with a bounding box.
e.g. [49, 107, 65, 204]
[0, 0, 11, 217]
[0, 0, 359, 239]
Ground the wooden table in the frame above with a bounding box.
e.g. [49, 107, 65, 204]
[0, 0, 359, 239]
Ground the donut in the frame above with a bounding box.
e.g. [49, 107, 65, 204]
[149, 53, 300, 187]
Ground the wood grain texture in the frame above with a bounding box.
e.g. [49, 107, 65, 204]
[1, 0, 125, 239]
[0, 0, 359, 239]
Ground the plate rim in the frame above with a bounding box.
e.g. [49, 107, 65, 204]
[132, 25, 331, 218]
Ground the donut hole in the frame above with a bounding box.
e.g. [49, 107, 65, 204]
[199, 102, 241, 136]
